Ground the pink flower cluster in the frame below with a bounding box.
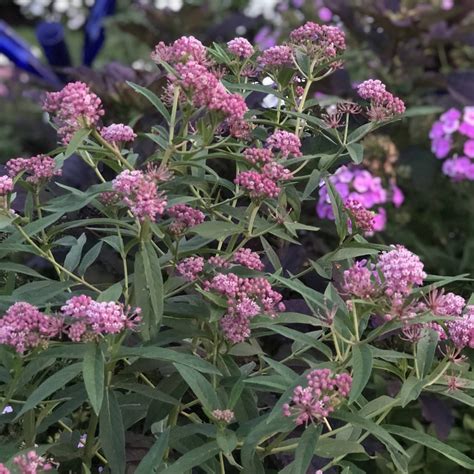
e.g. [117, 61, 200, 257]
[174, 60, 247, 122]
[168, 204, 205, 235]
[235, 167, 287, 200]
[61, 295, 140, 341]
[6, 155, 61, 185]
[243, 147, 274, 165]
[317, 165, 403, 232]
[43, 81, 104, 144]
[0, 175, 13, 196]
[212, 409, 235, 423]
[112, 170, 167, 221]
[343, 261, 376, 299]
[227, 37, 254, 59]
[378, 245, 426, 298]
[12, 450, 52, 474]
[233, 248, 264, 271]
[151, 35, 208, 65]
[0, 302, 62, 354]
[204, 273, 284, 343]
[258, 45, 293, 68]
[266, 130, 302, 158]
[290, 22, 346, 59]
[356, 79, 405, 120]
[448, 306, 474, 349]
[345, 199, 375, 234]
[283, 369, 352, 425]
[429, 107, 474, 181]
[176, 256, 205, 281]
[100, 124, 136, 144]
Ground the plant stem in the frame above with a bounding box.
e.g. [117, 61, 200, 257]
[83, 412, 99, 468]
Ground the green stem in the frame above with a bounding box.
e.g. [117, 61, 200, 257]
[15, 224, 101, 293]
[83, 412, 99, 468]
[93, 130, 133, 170]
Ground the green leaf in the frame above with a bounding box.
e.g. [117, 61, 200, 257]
[333, 412, 407, 460]
[100, 390, 125, 474]
[347, 122, 374, 144]
[127, 81, 171, 123]
[302, 169, 321, 200]
[98, 282, 123, 302]
[0, 262, 48, 280]
[20, 212, 64, 240]
[291, 424, 322, 474]
[385, 425, 474, 470]
[117, 346, 221, 375]
[216, 429, 238, 455]
[347, 143, 364, 164]
[16, 363, 82, 418]
[64, 233, 87, 272]
[415, 328, 439, 378]
[161, 441, 220, 474]
[174, 364, 219, 413]
[65, 128, 90, 158]
[403, 106, 443, 117]
[324, 177, 347, 241]
[77, 242, 103, 275]
[260, 236, 281, 272]
[192, 221, 243, 240]
[135, 429, 170, 474]
[83, 343, 105, 415]
[134, 242, 164, 339]
[315, 439, 365, 458]
[349, 344, 373, 402]
[399, 376, 424, 407]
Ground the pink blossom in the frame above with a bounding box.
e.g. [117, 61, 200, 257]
[378, 245, 426, 297]
[283, 369, 352, 425]
[345, 199, 375, 234]
[266, 130, 302, 157]
[440, 108, 461, 134]
[235, 170, 281, 199]
[258, 46, 293, 68]
[290, 22, 345, 58]
[463, 140, 474, 158]
[43, 81, 104, 144]
[152, 36, 208, 65]
[459, 121, 474, 139]
[100, 124, 136, 144]
[13, 450, 52, 474]
[356, 79, 405, 119]
[0, 302, 62, 354]
[463, 106, 474, 126]
[176, 257, 204, 281]
[112, 170, 167, 221]
[343, 261, 376, 299]
[204, 273, 284, 343]
[233, 248, 264, 271]
[61, 296, 140, 340]
[428, 290, 465, 317]
[447, 306, 474, 349]
[227, 37, 254, 58]
[243, 147, 274, 165]
[0, 175, 13, 195]
[442, 157, 474, 181]
[6, 155, 61, 184]
[168, 204, 205, 235]
[212, 409, 235, 423]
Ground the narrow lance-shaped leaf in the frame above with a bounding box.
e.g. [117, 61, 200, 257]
[83, 343, 105, 415]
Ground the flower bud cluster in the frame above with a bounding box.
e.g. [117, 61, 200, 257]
[283, 369, 352, 425]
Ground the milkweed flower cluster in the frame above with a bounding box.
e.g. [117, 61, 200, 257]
[6, 155, 61, 184]
[344, 199, 375, 234]
[429, 107, 474, 181]
[212, 409, 235, 423]
[61, 296, 140, 341]
[0, 176, 13, 196]
[176, 257, 205, 281]
[447, 306, 474, 349]
[152, 36, 248, 133]
[43, 81, 104, 144]
[283, 369, 352, 425]
[167, 204, 205, 235]
[266, 130, 302, 158]
[204, 272, 285, 343]
[356, 79, 405, 121]
[289, 22, 346, 61]
[100, 124, 137, 144]
[258, 45, 293, 68]
[227, 37, 254, 59]
[317, 165, 402, 232]
[112, 170, 167, 221]
[0, 302, 63, 354]
[11, 450, 52, 473]
[233, 248, 265, 271]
